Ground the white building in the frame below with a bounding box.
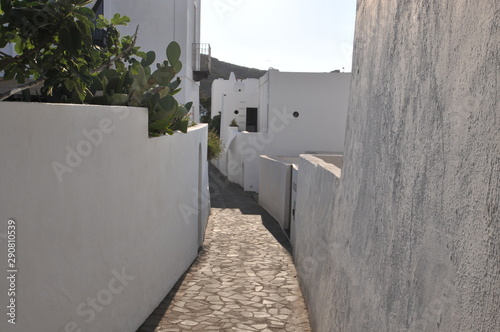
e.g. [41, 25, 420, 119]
[103, 0, 209, 121]
[1, 0, 210, 120]
[211, 69, 351, 192]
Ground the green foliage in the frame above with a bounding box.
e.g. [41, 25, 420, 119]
[199, 97, 211, 122]
[200, 112, 210, 124]
[0, 0, 192, 136]
[208, 112, 221, 136]
[92, 42, 192, 136]
[204, 112, 222, 160]
[0, 0, 130, 102]
[200, 97, 211, 111]
[207, 130, 223, 160]
[230, 118, 238, 127]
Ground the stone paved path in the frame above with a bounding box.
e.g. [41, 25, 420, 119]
[136, 166, 311, 332]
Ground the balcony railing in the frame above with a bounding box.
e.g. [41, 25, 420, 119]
[192, 43, 211, 81]
[91, 0, 105, 47]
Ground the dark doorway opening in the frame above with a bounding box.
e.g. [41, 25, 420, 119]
[246, 107, 258, 132]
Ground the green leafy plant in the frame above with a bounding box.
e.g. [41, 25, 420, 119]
[229, 118, 238, 127]
[207, 130, 223, 160]
[93, 42, 192, 136]
[0, 0, 191, 136]
[0, 0, 131, 102]
[208, 112, 221, 136]
[199, 97, 211, 123]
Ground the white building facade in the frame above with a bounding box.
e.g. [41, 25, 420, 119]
[104, 0, 207, 121]
[1, 0, 209, 120]
[212, 69, 351, 192]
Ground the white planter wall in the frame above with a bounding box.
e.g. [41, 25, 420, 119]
[0, 102, 209, 332]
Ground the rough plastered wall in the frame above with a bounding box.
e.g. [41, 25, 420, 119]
[293, 1, 499, 331]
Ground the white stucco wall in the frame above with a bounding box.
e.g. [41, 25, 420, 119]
[212, 75, 260, 153]
[0, 102, 209, 332]
[258, 72, 270, 132]
[293, 1, 499, 331]
[212, 126, 239, 177]
[261, 70, 350, 155]
[106, 0, 201, 121]
[289, 164, 298, 242]
[213, 70, 351, 192]
[258, 156, 295, 231]
[226, 132, 260, 191]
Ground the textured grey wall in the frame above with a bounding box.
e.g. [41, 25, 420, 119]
[294, 1, 499, 331]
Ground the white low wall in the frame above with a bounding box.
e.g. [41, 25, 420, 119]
[212, 126, 239, 177]
[221, 131, 261, 191]
[0, 102, 209, 332]
[292, 155, 343, 331]
[258, 156, 293, 231]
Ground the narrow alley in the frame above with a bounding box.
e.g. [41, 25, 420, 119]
[137, 166, 311, 331]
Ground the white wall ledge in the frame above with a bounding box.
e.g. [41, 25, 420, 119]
[300, 154, 342, 179]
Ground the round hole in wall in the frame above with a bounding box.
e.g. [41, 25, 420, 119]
[238, 89, 242, 92]
[234, 110, 239, 115]
[293, 111, 300, 118]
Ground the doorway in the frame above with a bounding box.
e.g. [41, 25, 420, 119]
[246, 107, 258, 132]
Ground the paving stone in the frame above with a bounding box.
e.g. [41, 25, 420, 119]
[180, 320, 199, 326]
[136, 166, 311, 331]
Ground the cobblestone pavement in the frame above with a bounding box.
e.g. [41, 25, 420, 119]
[136, 166, 311, 332]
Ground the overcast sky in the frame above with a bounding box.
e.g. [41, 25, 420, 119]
[201, 0, 357, 73]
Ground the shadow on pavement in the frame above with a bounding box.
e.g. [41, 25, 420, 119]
[136, 273, 187, 332]
[208, 164, 292, 255]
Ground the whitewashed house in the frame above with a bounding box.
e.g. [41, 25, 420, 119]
[211, 69, 351, 192]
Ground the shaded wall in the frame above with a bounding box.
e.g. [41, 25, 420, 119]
[0, 103, 210, 332]
[294, 1, 499, 331]
[259, 156, 293, 230]
[106, 0, 201, 121]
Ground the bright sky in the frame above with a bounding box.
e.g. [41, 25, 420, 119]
[201, 0, 357, 73]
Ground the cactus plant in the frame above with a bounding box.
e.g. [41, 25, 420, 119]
[0, 1, 191, 136]
[92, 41, 192, 136]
